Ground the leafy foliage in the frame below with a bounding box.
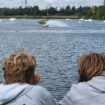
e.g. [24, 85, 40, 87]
[0, 5, 105, 19]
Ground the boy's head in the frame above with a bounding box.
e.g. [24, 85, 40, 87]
[3, 51, 37, 84]
[77, 53, 105, 82]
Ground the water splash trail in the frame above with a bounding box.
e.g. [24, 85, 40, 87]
[44, 20, 68, 27]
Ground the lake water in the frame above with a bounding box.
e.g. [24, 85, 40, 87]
[0, 19, 105, 100]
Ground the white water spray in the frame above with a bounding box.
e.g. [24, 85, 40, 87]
[44, 20, 68, 27]
[9, 18, 16, 21]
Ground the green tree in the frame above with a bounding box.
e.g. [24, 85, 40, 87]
[71, 6, 76, 15]
[47, 7, 57, 15]
[96, 6, 105, 19]
[33, 6, 40, 15]
[65, 5, 71, 15]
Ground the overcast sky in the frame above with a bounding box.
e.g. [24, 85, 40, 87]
[0, 0, 104, 9]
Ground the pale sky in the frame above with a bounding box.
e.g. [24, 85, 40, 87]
[0, 0, 104, 9]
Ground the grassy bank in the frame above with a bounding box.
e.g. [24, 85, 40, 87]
[0, 15, 104, 20]
[0, 15, 35, 19]
[0, 15, 79, 19]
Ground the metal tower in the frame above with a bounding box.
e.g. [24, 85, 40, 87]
[25, 0, 27, 7]
[46, 4, 51, 16]
[22, 0, 28, 8]
[104, 0, 105, 6]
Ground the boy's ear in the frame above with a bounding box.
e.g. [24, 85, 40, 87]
[33, 72, 40, 84]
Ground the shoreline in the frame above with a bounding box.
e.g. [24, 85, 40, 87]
[0, 15, 79, 19]
[0, 15, 104, 21]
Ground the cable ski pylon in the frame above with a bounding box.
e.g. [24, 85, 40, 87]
[22, 0, 28, 8]
[104, 0, 105, 6]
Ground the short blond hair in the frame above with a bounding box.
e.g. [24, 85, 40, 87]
[3, 51, 36, 84]
[77, 53, 105, 82]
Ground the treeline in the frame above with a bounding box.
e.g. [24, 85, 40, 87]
[0, 5, 105, 19]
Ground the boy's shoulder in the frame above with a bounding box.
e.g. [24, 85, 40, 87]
[28, 85, 49, 97]
[32, 85, 47, 92]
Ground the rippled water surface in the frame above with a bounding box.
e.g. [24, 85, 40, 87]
[0, 19, 105, 100]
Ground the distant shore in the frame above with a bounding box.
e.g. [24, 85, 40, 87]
[0, 15, 81, 19]
[0, 15, 104, 20]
